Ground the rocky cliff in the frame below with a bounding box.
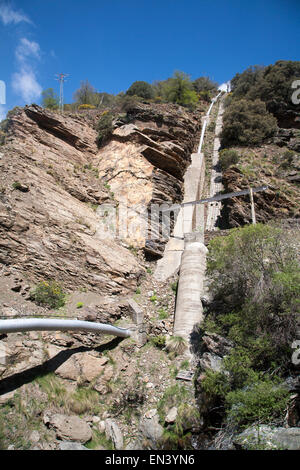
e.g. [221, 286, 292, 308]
[0, 102, 201, 296]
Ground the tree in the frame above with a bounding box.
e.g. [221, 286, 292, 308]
[126, 81, 154, 99]
[221, 98, 277, 147]
[193, 76, 218, 93]
[230, 65, 265, 98]
[163, 71, 198, 107]
[73, 80, 97, 105]
[41, 88, 59, 110]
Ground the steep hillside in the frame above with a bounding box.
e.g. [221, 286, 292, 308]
[218, 61, 300, 228]
[0, 101, 204, 450]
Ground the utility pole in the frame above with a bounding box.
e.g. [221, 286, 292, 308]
[55, 73, 68, 113]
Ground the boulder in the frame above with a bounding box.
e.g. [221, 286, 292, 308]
[79, 353, 108, 382]
[202, 332, 233, 356]
[59, 441, 89, 450]
[46, 414, 92, 443]
[139, 413, 164, 448]
[199, 352, 223, 372]
[165, 407, 178, 424]
[105, 418, 123, 450]
[234, 425, 300, 450]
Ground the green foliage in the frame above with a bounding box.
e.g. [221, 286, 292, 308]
[226, 378, 289, 427]
[163, 71, 198, 108]
[76, 302, 84, 309]
[158, 307, 168, 319]
[150, 335, 166, 349]
[35, 373, 67, 404]
[170, 280, 178, 293]
[202, 223, 299, 428]
[126, 80, 154, 99]
[31, 280, 66, 309]
[279, 150, 297, 168]
[150, 292, 157, 302]
[231, 65, 265, 98]
[231, 61, 300, 116]
[12, 181, 22, 190]
[193, 76, 218, 94]
[201, 369, 231, 399]
[85, 430, 113, 450]
[41, 88, 59, 110]
[219, 149, 239, 170]
[207, 224, 299, 366]
[97, 112, 114, 146]
[157, 383, 189, 422]
[221, 98, 277, 147]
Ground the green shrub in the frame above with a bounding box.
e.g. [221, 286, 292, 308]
[280, 150, 296, 168]
[31, 281, 66, 309]
[201, 369, 231, 400]
[219, 149, 239, 170]
[97, 112, 114, 146]
[226, 378, 289, 427]
[76, 302, 84, 309]
[150, 335, 166, 349]
[221, 99, 277, 147]
[170, 280, 178, 293]
[201, 222, 299, 429]
[150, 292, 157, 302]
[206, 224, 299, 368]
[158, 308, 168, 319]
[230, 61, 300, 118]
[126, 81, 154, 100]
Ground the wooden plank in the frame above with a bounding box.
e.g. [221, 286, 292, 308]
[176, 370, 194, 381]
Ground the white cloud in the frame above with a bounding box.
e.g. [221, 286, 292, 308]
[0, 3, 31, 25]
[16, 38, 41, 62]
[12, 67, 42, 103]
[12, 37, 42, 104]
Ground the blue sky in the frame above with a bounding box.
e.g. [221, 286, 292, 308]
[0, 0, 299, 119]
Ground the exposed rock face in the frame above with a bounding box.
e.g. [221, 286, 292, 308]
[202, 332, 233, 356]
[0, 105, 143, 295]
[234, 425, 300, 450]
[273, 128, 300, 151]
[0, 102, 201, 297]
[97, 102, 201, 256]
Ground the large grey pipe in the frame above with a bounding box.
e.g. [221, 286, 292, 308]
[173, 238, 208, 342]
[0, 318, 131, 338]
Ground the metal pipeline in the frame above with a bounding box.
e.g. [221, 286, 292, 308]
[0, 318, 131, 338]
[197, 91, 222, 154]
